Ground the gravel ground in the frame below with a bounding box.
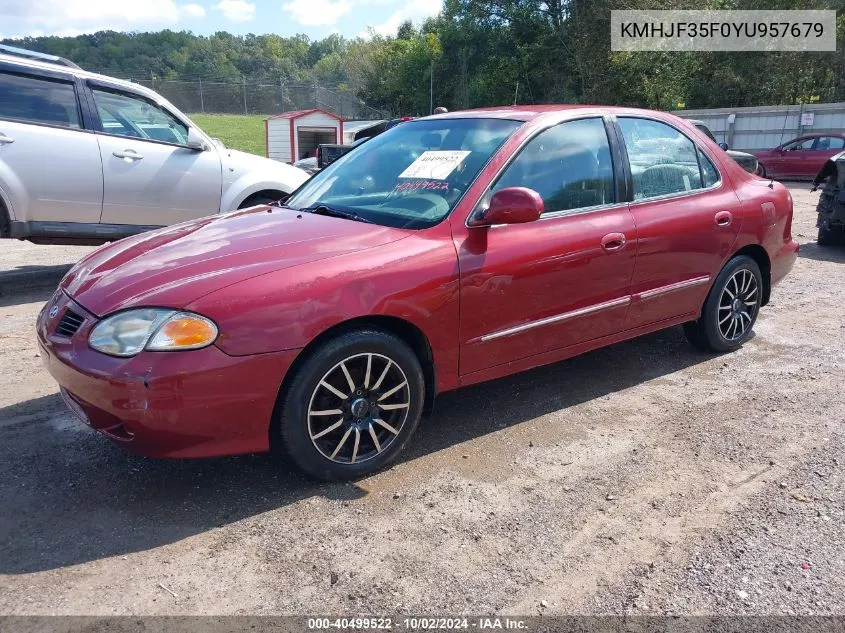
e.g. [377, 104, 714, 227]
[0, 183, 842, 616]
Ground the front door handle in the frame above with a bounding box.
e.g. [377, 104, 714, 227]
[714, 210, 733, 227]
[113, 149, 143, 161]
[601, 232, 627, 252]
[0, 133, 14, 144]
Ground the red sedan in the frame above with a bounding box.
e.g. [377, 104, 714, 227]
[754, 133, 845, 180]
[37, 106, 798, 480]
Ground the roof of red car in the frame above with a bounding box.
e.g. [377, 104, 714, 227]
[425, 104, 670, 122]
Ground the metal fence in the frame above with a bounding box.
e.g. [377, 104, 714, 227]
[119, 77, 389, 120]
[674, 102, 845, 151]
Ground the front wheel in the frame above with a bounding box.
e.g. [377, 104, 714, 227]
[683, 255, 762, 353]
[755, 163, 766, 178]
[276, 329, 424, 481]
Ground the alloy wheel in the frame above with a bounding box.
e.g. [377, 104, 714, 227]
[717, 268, 758, 341]
[307, 353, 410, 465]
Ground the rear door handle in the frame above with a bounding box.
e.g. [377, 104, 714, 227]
[715, 210, 733, 227]
[601, 232, 627, 252]
[0, 133, 14, 144]
[113, 149, 143, 161]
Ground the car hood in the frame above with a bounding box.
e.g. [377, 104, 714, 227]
[62, 207, 410, 317]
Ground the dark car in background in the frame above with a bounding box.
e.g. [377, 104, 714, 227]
[689, 120, 758, 174]
[813, 150, 845, 246]
[755, 133, 845, 180]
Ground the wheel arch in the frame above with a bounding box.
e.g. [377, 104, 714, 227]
[0, 194, 9, 238]
[269, 315, 437, 450]
[731, 244, 771, 306]
[236, 189, 291, 209]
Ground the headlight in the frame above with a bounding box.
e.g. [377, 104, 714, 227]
[89, 309, 218, 357]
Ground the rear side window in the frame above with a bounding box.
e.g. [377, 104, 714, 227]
[619, 117, 706, 200]
[816, 137, 845, 150]
[699, 150, 720, 188]
[0, 72, 81, 129]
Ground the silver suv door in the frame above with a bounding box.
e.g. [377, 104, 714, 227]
[88, 84, 222, 226]
[0, 69, 102, 226]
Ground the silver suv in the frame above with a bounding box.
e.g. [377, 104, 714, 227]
[0, 45, 308, 245]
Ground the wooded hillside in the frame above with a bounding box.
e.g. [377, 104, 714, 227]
[4, 0, 844, 116]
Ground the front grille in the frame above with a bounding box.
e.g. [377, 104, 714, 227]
[55, 309, 84, 338]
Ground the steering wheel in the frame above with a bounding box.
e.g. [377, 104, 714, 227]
[387, 193, 449, 218]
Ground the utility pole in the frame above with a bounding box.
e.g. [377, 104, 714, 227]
[429, 59, 434, 115]
[280, 76, 285, 111]
[513, 81, 519, 105]
[243, 75, 248, 115]
[199, 78, 205, 113]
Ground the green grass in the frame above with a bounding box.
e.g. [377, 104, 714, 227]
[188, 113, 266, 156]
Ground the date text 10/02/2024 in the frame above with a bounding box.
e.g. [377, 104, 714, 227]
[307, 617, 529, 630]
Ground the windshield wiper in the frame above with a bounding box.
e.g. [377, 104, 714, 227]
[301, 204, 374, 224]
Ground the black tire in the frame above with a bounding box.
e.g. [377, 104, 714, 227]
[276, 329, 424, 481]
[683, 255, 762, 353]
[817, 224, 840, 246]
[755, 163, 766, 178]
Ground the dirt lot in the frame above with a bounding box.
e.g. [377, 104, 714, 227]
[0, 183, 842, 616]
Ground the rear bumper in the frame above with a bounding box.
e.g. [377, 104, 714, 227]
[37, 292, 299, 458]
[771, 239, 799, 288]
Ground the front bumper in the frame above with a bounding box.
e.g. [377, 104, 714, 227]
[37, 291, 299, 458]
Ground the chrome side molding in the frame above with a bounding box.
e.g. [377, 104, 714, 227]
[636, 275, 711, 301]
[479, 296, 631, 343]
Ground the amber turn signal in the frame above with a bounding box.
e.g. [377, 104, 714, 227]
[147, 314, 218, 351]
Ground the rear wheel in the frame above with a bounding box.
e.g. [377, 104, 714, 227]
[683, 255, 762, 353]
[276, 329, 424, 481]
[817, 224, 842, 246]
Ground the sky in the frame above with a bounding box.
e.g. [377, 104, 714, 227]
[0, 0, 443, 41]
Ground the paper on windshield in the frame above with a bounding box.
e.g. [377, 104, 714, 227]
[399, 150, 471, 180]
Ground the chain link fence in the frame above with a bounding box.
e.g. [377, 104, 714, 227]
[117, 77, 389, 120]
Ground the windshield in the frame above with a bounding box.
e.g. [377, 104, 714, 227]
[285, 118, 522, 229]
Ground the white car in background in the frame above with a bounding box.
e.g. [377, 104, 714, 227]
[0, 45, 308, 245]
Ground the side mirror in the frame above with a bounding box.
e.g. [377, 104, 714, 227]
[472, 187, 543, 227]
[186, 127, 208, 151]
[718, 142, 729, 151]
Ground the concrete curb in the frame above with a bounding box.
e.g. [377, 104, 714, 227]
[0, 265, 71, 298]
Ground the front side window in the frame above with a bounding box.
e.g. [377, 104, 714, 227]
[783, 138, 814, 151]
[285, 118, 521, 229]
[0, 72, 80, 129]
[619, 117, 708, 200]
[490, 117, 616, 214]
[91, 87, 188, 145]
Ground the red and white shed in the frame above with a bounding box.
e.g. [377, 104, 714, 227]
[265, 109, 344, 164]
